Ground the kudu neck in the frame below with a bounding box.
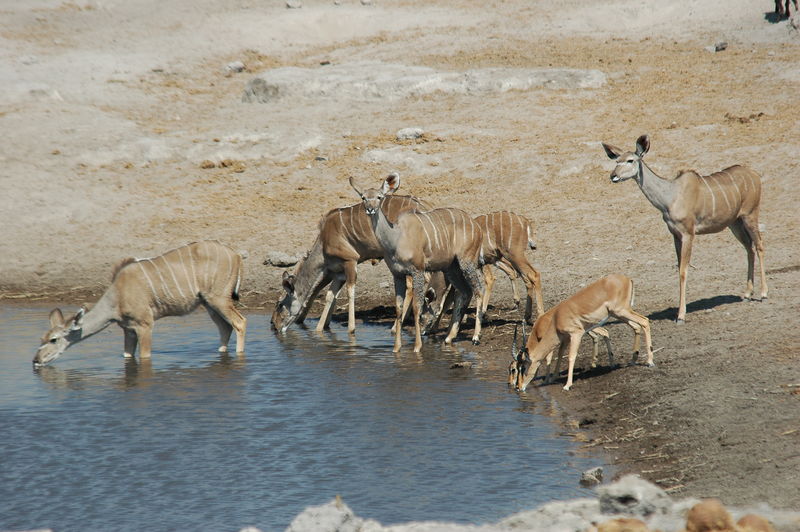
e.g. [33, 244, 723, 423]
[72, 289, 118, 343]
[637, 159, 678, 212]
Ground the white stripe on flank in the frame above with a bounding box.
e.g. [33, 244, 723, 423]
[188, 245, 199, 294]
[507, 212, 514, 251]
[339, 209, 352, 242]
[448, 210, 457, 251]
[225, 248, 234, 291]
[176, 247, 194, 296]
[701, 178, 716, 217]
[713, 175, 732, 213]
[150, 257, 175, 300]
[416, 213, 432, 249]
[212, 242, 220, 289]
[137, 261, 162, 307]
[485, 216, 496, 251]
[721, 170, 740, 207]
[162, 253, 187, 300]
[348, 208, 361, 242]
[498, 213, 504, 249]
[427, 213, 441, 249]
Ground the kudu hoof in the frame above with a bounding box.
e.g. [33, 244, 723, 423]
[675, 318, 685, 325]
[472, 339, 480, 346]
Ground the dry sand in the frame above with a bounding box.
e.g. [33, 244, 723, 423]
[2, 0, 799, 511]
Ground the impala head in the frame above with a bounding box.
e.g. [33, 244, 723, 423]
[34, 307, 86, 366]
[508, 323, 536, 391]
[271, 270, 300, 333]
[602, 134, 650, 183]
[349, 173, 400, 215]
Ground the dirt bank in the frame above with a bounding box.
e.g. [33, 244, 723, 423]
[2, 0, 798, 511]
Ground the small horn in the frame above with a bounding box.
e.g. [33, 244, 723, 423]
[348, 175, 362, 196]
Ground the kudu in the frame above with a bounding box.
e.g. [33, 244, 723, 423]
[350, 173, 485, 353]
[602, 135, 768, 322]
[270, 194, 433, 334]
[510, 274, 653, 392]
[422, 211, 544, 335]
[776, 0, 798, 19]
[34, 241, 246, 365]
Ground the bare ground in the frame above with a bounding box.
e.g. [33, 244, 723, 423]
[1, 0, 799, 512]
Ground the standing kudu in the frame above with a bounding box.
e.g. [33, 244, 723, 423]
[602, 135, 767, 323]
[351, 173, 485, 353]
[510, 274, 653, 392]
[423, 211, 544, 335]
[271, 194, 431, 334]
[35, 241, 246, 365]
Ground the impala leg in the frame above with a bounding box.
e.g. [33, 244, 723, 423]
[562, 332, 583, 391]
[411, 271, 426, 353]
[587, 330, 600, 368]
[741, 215, 768, 300]
[627, 321, 642, 366]
[343, 260, 358, 334]
[672, 231, 694, 323]
[317, 276, 344, 332]
[613, 309, 653, 366]
[593, 326, 615, 367]
[548, 340, 568, 385]
[392, 275, 407, 352]
[123, 328, 138, 358]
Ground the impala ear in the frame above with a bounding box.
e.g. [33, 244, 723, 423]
[49, 308, 65, 328]
[382, 172, 400, 195]
[282, 270, 295, 292]
[635, 135, 650, 156]
[348, 176, 363, 197]
[602, 142, 623, 160]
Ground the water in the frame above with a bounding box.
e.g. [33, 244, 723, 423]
[0, 305, 604, 532]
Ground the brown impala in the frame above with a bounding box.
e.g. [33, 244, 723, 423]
[35, 240, 246, 365]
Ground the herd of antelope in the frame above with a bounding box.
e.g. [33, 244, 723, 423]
[35, 135, 769, 393]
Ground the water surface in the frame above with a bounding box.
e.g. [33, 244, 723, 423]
[0, 305, 603, 531]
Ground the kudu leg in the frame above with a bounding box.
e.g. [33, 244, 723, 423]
[443, 268, 470, 346]
[411, 271, 426, 353]
[390, 275, 414, 335]
[458, 256, 485, 345]
[204, 297, 247, 353]
[672, 232, 694, 323]
[740, 216, 768, 300]
[136, 324, 154, 358]
[317, 277, 345, 332]
[123, 328, 138, 358]
[392, 275, 407, 352]
[343, 261, 358, 334]
[481, 265, 496, 317]
[513, 256, 544, 324]
[730, 219, 756, 300]
[423, 283, 453, 336]
[205, 305, 233, 351]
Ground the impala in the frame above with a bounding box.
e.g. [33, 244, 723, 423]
[271, 194, 431, 334]
[510, 274, 653, 391]
[602, 135, 767, 322]
[351, 173, 485, 353]
[35, 240, 246, 365]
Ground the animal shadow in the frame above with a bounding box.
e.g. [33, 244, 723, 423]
[764, 10, 783, 23]
[648, 294, 743, 322]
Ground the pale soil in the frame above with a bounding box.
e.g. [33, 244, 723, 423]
[2, 0, 799, 511]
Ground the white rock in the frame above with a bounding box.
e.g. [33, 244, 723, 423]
[396, 127, 424, 140]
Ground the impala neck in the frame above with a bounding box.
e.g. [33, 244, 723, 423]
[70, 289, 118, 345]
[637, 160, 678, 213]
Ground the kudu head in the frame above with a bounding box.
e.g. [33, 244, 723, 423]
[602, 134, 650, 183]
[349, 173, 400, 215]
[271, 270, 300, 333]
[508, 322, 533, 390]
[34, 307, 86, 366]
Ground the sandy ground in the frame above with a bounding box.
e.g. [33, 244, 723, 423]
[2, 0, 799, 512]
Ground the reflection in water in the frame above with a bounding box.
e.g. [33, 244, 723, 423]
[0, 305, 605, 532]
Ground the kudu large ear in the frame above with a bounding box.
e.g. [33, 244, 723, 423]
[635, 135, 650, 156]
[49, 308, 65, 328]
[382, 172, 400, 195]
[70, 306, 86, 330]
[602, 142, 623, 160]
[348, 176, 363, 197]
[282, 270, 295, 292]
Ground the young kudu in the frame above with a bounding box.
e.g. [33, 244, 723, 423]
[270, 194, 430, 334]
[351, 173, 485, 353]
[35, 240, 246, 365]
[602, 135, 768, 322]
[510, 274, 653, 392]
[422, 211, 544, 336]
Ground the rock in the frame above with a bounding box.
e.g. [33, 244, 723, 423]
[597, 475, 673, 517]
[285, 496, 381, 532]
[225, 61, 246, 73]
[396, 127, 424, 141]
[263, 251, 300, 268]
[580, 466, 604, 487]
[242, 62, 607, 103]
